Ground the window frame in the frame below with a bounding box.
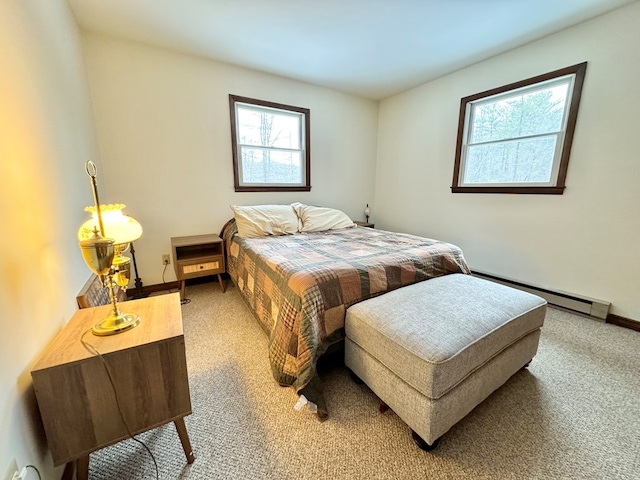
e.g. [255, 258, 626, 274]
[229, 94, 311, 192]
[451, 62, 587, 194]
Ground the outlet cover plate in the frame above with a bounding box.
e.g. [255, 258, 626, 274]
[2, 459, 18, 480]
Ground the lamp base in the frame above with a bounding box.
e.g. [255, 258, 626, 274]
[92, 313, 141, 336]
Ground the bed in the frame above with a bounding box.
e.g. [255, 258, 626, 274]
[221, 209, 470, 419]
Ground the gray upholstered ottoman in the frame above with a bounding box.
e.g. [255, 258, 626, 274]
[345, 273, 546, 450]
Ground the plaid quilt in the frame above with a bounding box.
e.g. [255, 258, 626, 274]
[222, 220, 470, 413]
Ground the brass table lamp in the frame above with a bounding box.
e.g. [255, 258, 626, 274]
[78, 161, 142, 336]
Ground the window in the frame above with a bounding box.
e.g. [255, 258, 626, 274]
[452, 63, 587, 194]
[229, 95, 311, 192]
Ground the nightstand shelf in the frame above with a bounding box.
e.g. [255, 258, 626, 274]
[172, 233, 226, 299]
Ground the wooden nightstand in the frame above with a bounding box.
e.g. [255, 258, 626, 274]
[171, 233, 226, 300]
[31, 293, 194, 480]
[354, 221, 375, 228]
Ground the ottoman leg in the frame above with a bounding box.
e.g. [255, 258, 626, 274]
[521, 359, 532, 370]
[411, 430, 440, 452]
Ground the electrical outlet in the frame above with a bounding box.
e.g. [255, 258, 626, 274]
[2, 460, 18, 480]
[162, 254, 170, 265]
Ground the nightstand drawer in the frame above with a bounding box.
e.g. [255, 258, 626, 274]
[178, 255, 224, 278]
[183, 260, 221, 275]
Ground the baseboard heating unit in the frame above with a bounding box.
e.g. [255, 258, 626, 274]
[472, 270, 610, 321]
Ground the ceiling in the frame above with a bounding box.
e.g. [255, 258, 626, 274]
[66, 0, 636, 100]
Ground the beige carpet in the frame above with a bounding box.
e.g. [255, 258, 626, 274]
[89, 283, 640, 479]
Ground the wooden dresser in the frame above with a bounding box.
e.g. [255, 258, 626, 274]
[31, 293, 194, 479]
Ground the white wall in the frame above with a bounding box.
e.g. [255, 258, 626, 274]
[81, 34, 378, 286]
[375, 2, 640, 320]
[0, 1, 101, 477]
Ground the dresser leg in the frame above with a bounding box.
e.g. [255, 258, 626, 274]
[217, 274, 226, 293]
[174, 417, 195, 464]
[179, 280, 186, 301]
[76, 455, 89, 480]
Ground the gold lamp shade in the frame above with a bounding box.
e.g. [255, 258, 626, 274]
[78, 204, 142, 247]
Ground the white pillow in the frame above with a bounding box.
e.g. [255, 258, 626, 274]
[292, 203, 355, 232]
[230, 205, 300, 238]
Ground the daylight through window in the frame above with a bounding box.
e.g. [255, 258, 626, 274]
[452, 63, 587, 194]
[229, 95, 311, 192]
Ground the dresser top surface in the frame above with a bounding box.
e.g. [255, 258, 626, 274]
[32, 293, 183, 371]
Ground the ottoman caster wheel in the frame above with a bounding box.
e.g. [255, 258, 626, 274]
[349, 370, 364, 385]
[411, 430, 440, 451]
[521, 359, 532, 370]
